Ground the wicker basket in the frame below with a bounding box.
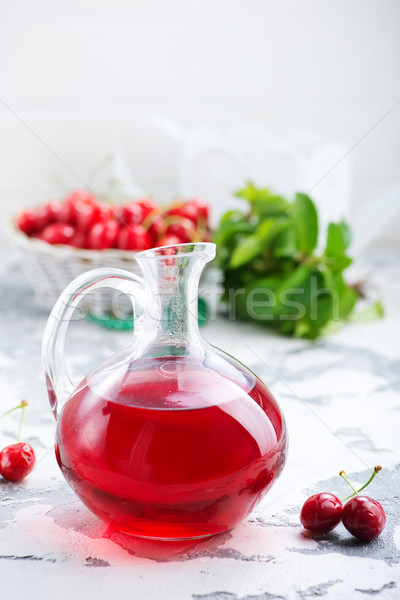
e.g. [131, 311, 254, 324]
[8, 221, 141, 310]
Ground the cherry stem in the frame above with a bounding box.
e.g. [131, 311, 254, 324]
[141, 209, 161, 232]
[340, 466, 382, 502]
[17, 401, 27, 443]
[0, 400, 28, 423]
[339, 470, 358, 496]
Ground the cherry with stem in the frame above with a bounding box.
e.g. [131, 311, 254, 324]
[300, 465, 385, 539]
[0, 400, 36, 482]
[339, 466, 386, 541]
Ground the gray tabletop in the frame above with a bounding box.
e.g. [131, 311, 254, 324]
[0, 251, 399, 600]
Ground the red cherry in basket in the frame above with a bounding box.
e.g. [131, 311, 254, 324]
[147, 216, 165, 245]
[0, 443, 36, 482]
[135, 198, 158, 220]
[117, 224, 151, 250]
[17, 209, 41, 236]
[157, 234, 186, 247]
[300, 493, 343, 534]
[165, 218, 198, 243]
[342, 496, 386, 541]
[114, 203, 145, 226]
[65, 190, 97, 209]
[70, 228, 87, 249]
[64, 190, 107, 229]
[203, 229, 213, 242]
[57, 201, 75, 225]
[59, 191, 93, 226]
[163, 203, 200, 226]
[38, 223, 76, 245]
[87, 220, 120, 250]
[35, 202, 62, 230]
[186, 197, 209, 221]
[75, 201, 111, 231]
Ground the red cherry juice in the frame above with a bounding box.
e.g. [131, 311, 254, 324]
[56, 356, 286, 539]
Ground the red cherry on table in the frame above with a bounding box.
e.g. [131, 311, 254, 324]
[0, 443, 36, 482]
[342, 496, 386, 541]
[38, 223, 77, 245]
[117, 224, 152, 250]
[87, 219, 120, 250]
[300, 493, 343, 534]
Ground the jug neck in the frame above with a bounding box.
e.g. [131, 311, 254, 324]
[133, 243, 215, 359]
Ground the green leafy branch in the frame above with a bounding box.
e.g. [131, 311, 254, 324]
[214, 182, 383, 339]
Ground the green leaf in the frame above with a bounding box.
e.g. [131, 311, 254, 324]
[235, 181, 271, 202]
[280, 267, 324, 338]
[243, 274, 283, 294]
[234, 275, 283, 320]
[233, 266, 313, 323]
[293, 320, 312, 338]
[273, 264, 313, 316]
[338, 283, 358, 319]
[332, 255, 353, 271]
[284, 267, 354, 339]
[223, 266, 266, 296]
[235, 181, 290, 216]
[272, 226, 298, 258]
[319, 319, 344, 337]
[325, 221, 351, 256]
[220, 209, 246, 225]
[252, 196, 290, 217]
[324, 221, 352, 272]
[348, 300, 384, 323]
[317, 270, 357, 322]
[213, 219, 255, 247]
[278, 320, 296, 336]
[237, 264, 314, 326]
[290, 193, 318, 255]
[229, 218, 276, 269]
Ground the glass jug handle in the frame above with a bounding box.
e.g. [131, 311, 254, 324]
[42, 267, 145, 420]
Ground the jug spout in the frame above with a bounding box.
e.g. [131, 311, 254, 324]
[133, 242, 216, 359]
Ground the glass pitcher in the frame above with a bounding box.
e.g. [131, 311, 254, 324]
[43, 243, 287, 540]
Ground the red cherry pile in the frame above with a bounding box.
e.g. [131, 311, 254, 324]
[16, 191, 211, 251]
[300, 466, 386, 541]
[0, 400, 35, 482]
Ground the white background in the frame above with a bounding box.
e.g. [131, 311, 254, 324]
[0, 0, 399, 245]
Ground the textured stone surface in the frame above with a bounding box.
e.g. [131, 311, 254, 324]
[0, 251, 399, 599]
